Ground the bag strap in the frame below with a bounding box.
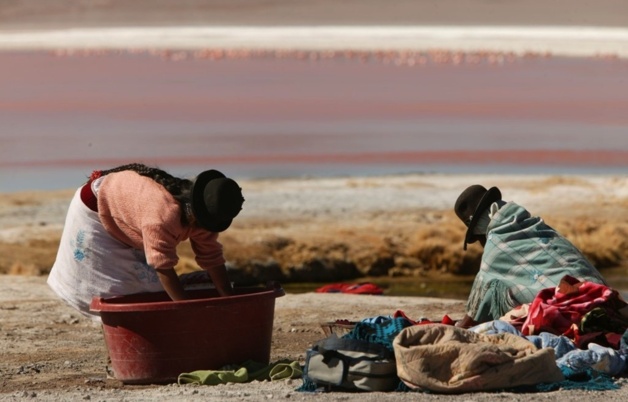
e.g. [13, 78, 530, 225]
[315, 335, 394, 360]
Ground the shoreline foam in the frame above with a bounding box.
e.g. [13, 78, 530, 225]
[1, 26, 628, 58]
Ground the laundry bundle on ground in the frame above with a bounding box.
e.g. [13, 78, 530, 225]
[301, 276, 628, 394]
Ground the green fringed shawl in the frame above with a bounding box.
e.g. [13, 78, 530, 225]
[467, 202, 607, 323]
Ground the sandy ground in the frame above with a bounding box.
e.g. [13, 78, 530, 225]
[1, 174, 628, 401]
[0, 274, 626, 402]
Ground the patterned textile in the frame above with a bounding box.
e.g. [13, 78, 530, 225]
[466, 202, 607, 323]
[521, 275, 628, 348]
[343, 317, 412, 351]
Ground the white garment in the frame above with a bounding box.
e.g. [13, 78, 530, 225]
[47, 188, 165, 321]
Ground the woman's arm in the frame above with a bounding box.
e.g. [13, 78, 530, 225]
[189, 231, 232, 296]
[156, 268, 188, 301]
[207, 264, 234, 296]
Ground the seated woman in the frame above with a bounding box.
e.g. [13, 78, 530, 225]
[453, 184, 607, 328]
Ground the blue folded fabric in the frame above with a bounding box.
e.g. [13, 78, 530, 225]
[557, 343, 627, 376]
[526, 332, 577, 359]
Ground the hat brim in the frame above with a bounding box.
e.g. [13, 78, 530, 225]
[463, 186, 502, 249]
[191, 169, 231, 232]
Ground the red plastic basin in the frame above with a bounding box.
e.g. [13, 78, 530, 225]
[90, 283, 285, 384]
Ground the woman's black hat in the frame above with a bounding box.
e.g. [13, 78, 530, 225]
[454, 185, 502, 250]
[191, 169, 244, 232]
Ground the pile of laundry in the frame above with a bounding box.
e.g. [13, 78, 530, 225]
[301, 275, 628, 393]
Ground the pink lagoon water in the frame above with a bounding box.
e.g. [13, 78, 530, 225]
[1, 50, 627, 192]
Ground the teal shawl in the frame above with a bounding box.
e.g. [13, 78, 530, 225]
[467, 202, 607, 323]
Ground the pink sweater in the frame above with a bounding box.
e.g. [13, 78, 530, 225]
[97, 171, 225, 270]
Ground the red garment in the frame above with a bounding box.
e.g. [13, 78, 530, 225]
[315, 282, 384, 295]
[80, 180, 98, 212]
[521, 275, 627, 342]
[393, 310, 455, 326]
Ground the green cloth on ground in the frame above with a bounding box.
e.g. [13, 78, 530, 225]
[178, 366, 249, 386]
[177, 359, 303, 385]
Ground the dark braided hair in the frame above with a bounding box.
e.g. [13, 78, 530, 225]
[90, 163, 193, 225]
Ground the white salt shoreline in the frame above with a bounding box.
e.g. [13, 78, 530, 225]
[1, 26, 628, 58]
[2, 173, 626, 243]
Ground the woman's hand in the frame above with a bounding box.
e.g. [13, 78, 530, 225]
[455, 314, 477, 329]
[156, 268, 188, 301]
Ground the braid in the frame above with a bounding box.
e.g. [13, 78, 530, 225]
[91, 163, 194, 224]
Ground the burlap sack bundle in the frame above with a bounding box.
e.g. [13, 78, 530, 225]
[393, 324, 564, 393]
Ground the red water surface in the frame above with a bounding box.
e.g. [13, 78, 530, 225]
[3, 150, 628, 169]
[1, 50, 628, 179]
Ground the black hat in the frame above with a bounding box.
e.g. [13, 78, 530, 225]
[191, 169, 244, 232]
[454, 185, 502, 250]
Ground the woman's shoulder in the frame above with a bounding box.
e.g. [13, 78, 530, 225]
[100, 172, 179, 215]
[102, 171, 165, 194]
